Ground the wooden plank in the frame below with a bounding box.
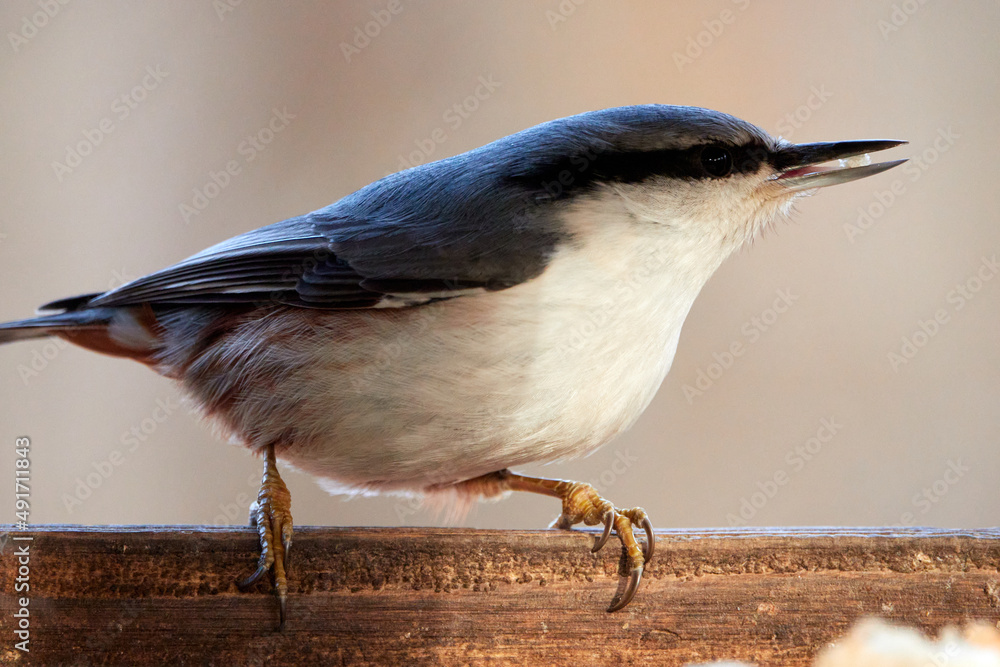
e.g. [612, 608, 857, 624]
[0, 526, 998, 665]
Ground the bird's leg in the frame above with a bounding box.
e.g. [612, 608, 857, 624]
[236, 443, 293, 630]
[465, 469, 654, 612]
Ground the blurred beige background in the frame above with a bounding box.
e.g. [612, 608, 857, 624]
[0, 2, 996, 531]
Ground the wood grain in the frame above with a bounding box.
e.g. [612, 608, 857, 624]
[0, 526, 998, 665]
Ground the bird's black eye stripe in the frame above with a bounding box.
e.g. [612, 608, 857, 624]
[698, 144, 770, 178]
[507, 142, 769, 201]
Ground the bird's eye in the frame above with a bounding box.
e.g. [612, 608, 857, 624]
[700, 146, 733, 177]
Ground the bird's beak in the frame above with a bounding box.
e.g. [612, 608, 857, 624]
[773, 139, 907, 192]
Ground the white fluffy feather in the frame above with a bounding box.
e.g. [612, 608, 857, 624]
[189, 176, 793, 496]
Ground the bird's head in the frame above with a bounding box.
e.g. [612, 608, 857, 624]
[501, 105, 906, 255]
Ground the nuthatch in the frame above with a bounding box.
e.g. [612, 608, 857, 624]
[0, 105, 906, 626]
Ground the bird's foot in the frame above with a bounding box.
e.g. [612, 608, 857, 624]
[495, 470, 654, 612]
[237, 443, 293, 631]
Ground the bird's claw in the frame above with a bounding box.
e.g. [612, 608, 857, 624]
[237, 562, 268, 589]
[237, 445, 293, 631]
[607, 563, 644, 613]
[638, 515, 655, 563]
[591, 509, 614, 553]
[552, 482, 655, 612]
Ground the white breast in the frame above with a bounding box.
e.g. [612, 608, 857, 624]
[210, 193, 732, 494]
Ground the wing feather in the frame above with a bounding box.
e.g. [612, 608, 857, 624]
[66, 136, 570, 312]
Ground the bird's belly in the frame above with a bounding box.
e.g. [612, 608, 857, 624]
[269, 294, 684, 493]
[184, 232, 708, 495]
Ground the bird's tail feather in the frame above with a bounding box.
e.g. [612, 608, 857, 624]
[0, 310, 117, 345]
[0, 306, 161, 364]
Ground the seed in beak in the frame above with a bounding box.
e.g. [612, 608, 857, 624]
[838, 153, 872, 169]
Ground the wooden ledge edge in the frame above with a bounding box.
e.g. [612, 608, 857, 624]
[3, 524, 999, 538]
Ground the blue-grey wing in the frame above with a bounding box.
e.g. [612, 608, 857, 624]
[71, 157, 564, 311]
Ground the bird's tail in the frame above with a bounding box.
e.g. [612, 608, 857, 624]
[0, 309, 118, 345]
[0, 296, 160, 364]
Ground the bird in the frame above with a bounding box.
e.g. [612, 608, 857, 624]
[0, 105, 905, 628]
